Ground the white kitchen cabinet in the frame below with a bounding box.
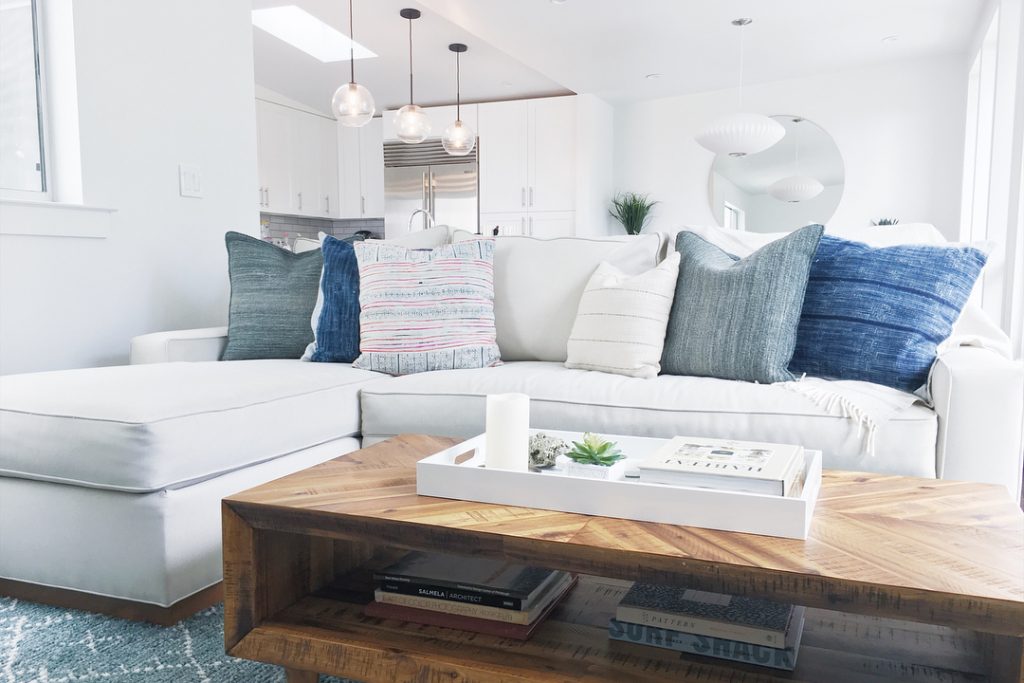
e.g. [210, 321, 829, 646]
[337, 117, 384, 218]
[256, 100, 293, 213]
[255, 99, 339, 217]
[478, 96, 576, 227]
[479, 210, 575, 238]
[478, 101, 529, 214]
[528, 98, 576, 212]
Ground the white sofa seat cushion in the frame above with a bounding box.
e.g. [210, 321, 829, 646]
[360, 361, 938, 477]
[0, 360, 387, 492]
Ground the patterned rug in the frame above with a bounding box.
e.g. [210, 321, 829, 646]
[0, 597, 350, 683]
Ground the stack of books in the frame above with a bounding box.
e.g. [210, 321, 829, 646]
[609, 584, 805, 671]
[636, 435, 807, 496]
[363, 551, 576, 640]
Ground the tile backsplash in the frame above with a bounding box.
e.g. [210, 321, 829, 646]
[260, 213, 384, 247]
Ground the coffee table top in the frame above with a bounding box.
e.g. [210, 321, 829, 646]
[226, 434, 1024, 635]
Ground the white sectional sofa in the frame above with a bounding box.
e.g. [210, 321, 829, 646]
[1, 226, 1021, 623]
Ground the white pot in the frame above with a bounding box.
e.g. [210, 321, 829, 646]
[558, 456, 628, 481]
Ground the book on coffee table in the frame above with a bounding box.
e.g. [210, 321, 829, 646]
[374, 571, 574, 624]
[615, 584, 795, 648]
[637, 436, 806, 496]
[364, 575, 578, 641]
[608, 606, 806, 671]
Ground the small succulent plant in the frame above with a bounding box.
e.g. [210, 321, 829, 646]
[529, 433, 569, 470]
[565, 433, 626, 466]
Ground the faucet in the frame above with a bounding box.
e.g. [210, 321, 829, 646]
[408, 209, 436, 232]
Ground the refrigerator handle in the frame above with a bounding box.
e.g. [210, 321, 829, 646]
[421, 172, 428, 215]
[429, 170, 437, 219]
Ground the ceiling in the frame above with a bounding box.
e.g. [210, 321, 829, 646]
[251, 0, 571, 115]
[714, 115, 845, 195]
[252, 0, 986, 114]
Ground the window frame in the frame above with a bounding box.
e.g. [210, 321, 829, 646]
[1, 0, 52, 201]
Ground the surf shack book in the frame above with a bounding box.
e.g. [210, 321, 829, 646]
[615, 584, 796, 648]
[608, 606, 806, 671]
[636, 436, 805, 496]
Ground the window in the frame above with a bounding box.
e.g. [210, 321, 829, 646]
[0, 0, 47, 197]
[959, 9, 998, 245]
[723, 201, 745, 231]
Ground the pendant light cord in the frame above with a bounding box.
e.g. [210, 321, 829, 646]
[738, 23, 745, 109]
[455, 50, 461, 121]
[348, 0, 355, 83]
[408, 16, 414, 104]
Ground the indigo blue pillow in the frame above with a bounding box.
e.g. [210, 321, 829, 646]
[222, 232, 322, 360]
[790, 236, 987, 391]
[661, 224, 824, 383]
[304, 235, 361, 363]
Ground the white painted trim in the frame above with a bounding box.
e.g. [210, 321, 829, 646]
[0, 199, 116, 238]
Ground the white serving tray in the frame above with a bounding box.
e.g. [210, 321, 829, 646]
[416, 430, 822, 540]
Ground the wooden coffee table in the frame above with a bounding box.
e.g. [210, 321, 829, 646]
[222, 435, 1024, 682]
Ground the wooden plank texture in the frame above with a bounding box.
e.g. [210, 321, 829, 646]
[225, 435, 1024, 636]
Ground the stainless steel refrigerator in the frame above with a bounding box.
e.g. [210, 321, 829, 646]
[383, 138, 479, 238]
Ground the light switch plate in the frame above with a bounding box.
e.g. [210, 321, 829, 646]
[178, 163, 202, 198]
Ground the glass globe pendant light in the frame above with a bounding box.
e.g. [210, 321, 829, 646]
[769, 118, 824, 202]
[394, 8, 431, 144]
[331, 0, 375, 127]
[442, 43, 475, 156]
[695, 18, 784, 157]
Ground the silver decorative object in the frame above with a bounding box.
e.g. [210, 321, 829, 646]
[529, 432, 569, 470]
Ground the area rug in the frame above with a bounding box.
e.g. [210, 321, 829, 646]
[0, 597, 350, 682]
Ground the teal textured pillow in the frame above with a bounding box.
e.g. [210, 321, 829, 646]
[221, 231, 322, 360]
[661, 224, 823, 383]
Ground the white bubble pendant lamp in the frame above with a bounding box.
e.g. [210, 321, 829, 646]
[331, 0, 375, 127]
[442, 43, 476, 156]
[695, 18, 784, 157]
[769, 118, 824, 202]
[394, 8, 431, 144]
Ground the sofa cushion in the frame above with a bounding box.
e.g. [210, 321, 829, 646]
[0, 360, 386, 492]
[304, 234, 362, 364]
[360, 361, 938, 477]
[480, 234, 664, 362]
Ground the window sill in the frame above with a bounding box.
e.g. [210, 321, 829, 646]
[0, 199, 117, 238]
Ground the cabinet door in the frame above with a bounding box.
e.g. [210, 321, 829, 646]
[359, 118, 385, 217]
[527, 211, 575, 238]
[479, 211, 528, 236]
[478, 101, 528, 213]
[337, 123, 362, 218]
[291, 112, 322, 216]
[528, 97, 576, 212]
[319, 116, 339, 217]
[256, 100, 293, 213]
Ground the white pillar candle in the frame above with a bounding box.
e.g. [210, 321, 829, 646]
[484, 393, 530, 472]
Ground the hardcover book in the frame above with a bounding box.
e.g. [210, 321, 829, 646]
[637, 436, 805, 496]
[363, 576, 578, 641]
[615, 584, 795, 648]
[374, 552, 556, 600]
[375, 572, 573, 625]
[608, 606, 806, 671]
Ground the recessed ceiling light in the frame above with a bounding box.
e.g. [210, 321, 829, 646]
[881, 35, 899, 44]
[551, 0, 568, 4]
[252, 5, 377, 63]
[645, 73, 663, 80]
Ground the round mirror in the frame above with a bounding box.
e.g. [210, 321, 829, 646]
[709, 115, 844, 233]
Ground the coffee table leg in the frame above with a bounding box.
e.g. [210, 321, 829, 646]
[285, 668, 318, 683]
[990, 635, 1024, 683]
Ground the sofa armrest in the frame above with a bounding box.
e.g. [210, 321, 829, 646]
[930, 346, 1024, 499]
[129, 327, 229, 364]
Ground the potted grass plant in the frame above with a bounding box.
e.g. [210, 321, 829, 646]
[610, 192, 658, 235]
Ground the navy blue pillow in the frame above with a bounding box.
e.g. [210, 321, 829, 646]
[790, 236, 987, 391]
[308, 235, 361, 363]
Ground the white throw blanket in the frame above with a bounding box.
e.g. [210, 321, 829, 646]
[779, 376, 922, 456]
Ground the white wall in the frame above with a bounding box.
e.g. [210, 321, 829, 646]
[613, 56, 967, 239]
[0, 0, 258, 374]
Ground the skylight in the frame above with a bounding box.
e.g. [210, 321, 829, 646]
[251, 5, 376, 63]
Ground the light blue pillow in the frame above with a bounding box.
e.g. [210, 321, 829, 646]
[791, 236, 987, 391]
[661, 224, 823, 383]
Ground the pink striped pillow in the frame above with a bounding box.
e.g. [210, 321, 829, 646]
[352, 240, 501, 375]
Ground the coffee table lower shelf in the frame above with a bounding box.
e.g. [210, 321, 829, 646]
[228, 575, 992, 683]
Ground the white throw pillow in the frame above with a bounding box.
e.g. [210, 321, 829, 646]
[565, 252, 680, 378]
